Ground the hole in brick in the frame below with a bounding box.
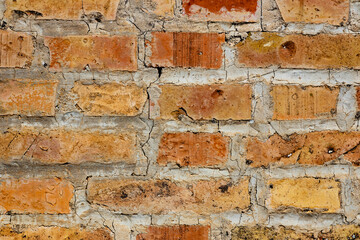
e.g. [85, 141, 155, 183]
[246, 159, 253, 165]
[269, 184, 274, 189]
[211, 89, 224, 98]
[291, 93, 298, 100]
[327, 146, 335, 154]
[279, 41, 296, 59]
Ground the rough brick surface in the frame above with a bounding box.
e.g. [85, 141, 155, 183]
[237, 33, 360, 69]
[44, 35, 137, 72]
[0, 178, 73, 214]
[147, 32, 225, 69]
[271, 85, 338, 120]
[0, 128, 135, 164]
[0, 30, 33, 68]
[4, 0, 120, 20]
[0, 226, 112, 239]
[157, 132, 229, 167]
[268, 178, 341, 213]
[72, 82, 147, 116]
[137, 225, 209, 240]
[0, 79, 58, 116]
[275, 0, 349, 25]
[182, 0, 260, 22]
[87, 178, 250, 214]
[246, 131, 360, 167]
[153, 84, 252, 120]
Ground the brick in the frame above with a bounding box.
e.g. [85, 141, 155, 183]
[157, 132, 229, 167]
[0, 80, 58, 116]
[275, 0, 349, 25]
[44, 35, 137, 72]
[143, 0, 174, 17]
[0, 226, 112, 239]
[87, 178, 250, 214]
[271, 85, 338, 120]
[237, 33, 360, 69]
[0, 178, 73, 214]
[246, 131, 360, 167]
[182, 0, 260, 22]
[232, 225, 360, 240]
[147, 32, 224, 69]
[0, 30, 33, 68]
[137, 225, 209, 240]
[5, 0, 120, 20]
[72, 82, 147, 116]
[268, 178, 341, 213]
[357, 87, 360, 110]
[0, 128, 135, 164]
[154, 84, 252, 120]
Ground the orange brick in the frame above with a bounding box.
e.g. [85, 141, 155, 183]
[44, 35, 137, 72]
[137, 225, 209, 240]
[154, 84, 252, 120]
[72, 82, 147, 116]
[5, 0, 120, 20]
[0, 178, 73, 214]
[0, 30, 33, 68]
[246, 131, 360, 167]
[87, 178, 250, 214]
[182, 0, 260, 22]
[157, 132, 229, 167]
[271, 85, 338, 120]
[275, 0, 349, 25]
[356, 87, 360, 110]
[268, 178, 341, 213]
[147, 32, 224, 69]
[0, 80, 58, 116]
[0, 128, 135, 164]
[0, 226, 112, 239]
[237, 33, 360, 69]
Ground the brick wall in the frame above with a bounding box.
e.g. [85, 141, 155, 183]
[1, 0, 360, 239]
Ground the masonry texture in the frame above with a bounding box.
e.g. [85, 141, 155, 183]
[3, 0, 360, 239]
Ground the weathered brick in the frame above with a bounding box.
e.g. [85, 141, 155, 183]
[72, 82, 147, 116]
[157, 132, 229, 167]
[0, 226, 112, 239]
[275, 0, 349, 25]
[271, 85, 338, 120]
[5, 0, 120, 20]
[0, 128, 135, 164]
[237, 33, 360, 69]
[182, 0, 260, 22]
[44, 35, 137, 72]
[246, 131, 360, 167]
[0, 80, 58, 116]
[268, 178, 341, 213]
[87, 178, 250, 214]
[232, 225, 360, 240]
[143, 0, 174, 17]
[137, 225, 209, 240]
[0, 30, 33, 68]
[356, 87, 360, 110]
[153, 84, 252, 120]
[0, 178, 73, 214]
[147, 32, 225, 69]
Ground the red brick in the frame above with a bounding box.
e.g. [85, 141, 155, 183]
[275, 0, 349, 25]
[157, 132, 229, 167]
[0, 128, 135, 164]
[147, 32, 224, 69]
[237, 33, 360, 69]
[246, 131, 360, 167]
[0, 79, 58, 116]
[137, 225, 209, 240]
[153, 84, 252, 120]
[4, 0, 120, 20]
[0, 178, 73, 214]
[182, 0, 260, 22]
[44, 35, 137, 72]
[271, 85, 338, 120]
[356, 87, 360, 110]
[87, 178, 250, 214]
[0, 226, 112, 239]
[0, 30, 33, 68]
